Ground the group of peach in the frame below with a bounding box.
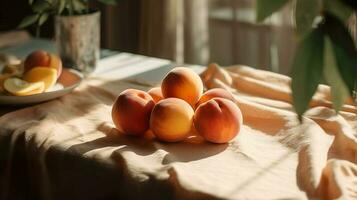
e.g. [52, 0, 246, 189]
[1, 50, 62, 96]
[111, 67, 243, 144]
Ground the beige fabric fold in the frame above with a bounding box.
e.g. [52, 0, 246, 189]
[201, 64, 357, 199]
[0, 65, 356, 200]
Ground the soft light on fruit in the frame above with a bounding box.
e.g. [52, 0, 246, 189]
[194, 97, 243, 143]
[148, 87, 163, 103]
[49, 54, 62, 78]
[23, 67, 57, 91]
[150, 98, 194, 142]
[112, 89, 155, 135]
[24, 50, 62, 78]
[196, 88, 236, 108]
[161, 67, 203, 107]
[4, 78, 45, 96]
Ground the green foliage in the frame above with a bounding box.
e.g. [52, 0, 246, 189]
[325, 0, 353, 22]
[295, 0, 319, 37]
[324, 14, 357, 96]
[323, 37, 350, 112]
[291, 28, 324, 120]
[256, 0, 357, 120]
[18, 14, 39, 28]
[38, 13, 49, 26]
[97, 0, 117, 5]
[18, 0, 120, 34]
[256, 0, 289, 22]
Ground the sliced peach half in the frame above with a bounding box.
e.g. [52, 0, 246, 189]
[49, 54, 62, 78]
[23, 67, 57, 91]
[24, 50, 63, 78]
[4, 78, 45, 96]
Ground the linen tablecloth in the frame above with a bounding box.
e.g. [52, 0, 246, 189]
[0, 58, 356, 199]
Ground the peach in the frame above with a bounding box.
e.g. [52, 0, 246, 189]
[150, 98, 194, 142]
[196, 88, 236, 108]
[24, 50, 62, 78]
[112, 89, 155, 135]
[148, 87, 163, 103]
[194, 97, 243, 143]
[161, 67, 203, 107]
[23, 67, 57, 91]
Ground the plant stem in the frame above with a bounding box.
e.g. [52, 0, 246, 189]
[69, 0, 74, 15]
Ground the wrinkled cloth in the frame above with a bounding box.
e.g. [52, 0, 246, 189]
[0, 64, 356, 200]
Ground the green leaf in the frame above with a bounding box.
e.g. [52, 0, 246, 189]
[325, 0, 353, 22]
[29, 0, 34, 4]
[97, 0, 117, 5]
[72, 0, 87, 13]
[38, 13, 49, 26]
[323, 37, 350, 112]
[324, 13, 357, 95]
[57, 0, 66, 14]
[256, 0, 289, 22]
[32, 1, 51, 13]
[295, 0, 319, 37]
[331, 42, 357, 97]
[291, 28, 324, 120]
[18, 14, 39, 28]
[324, 13, 356, 55]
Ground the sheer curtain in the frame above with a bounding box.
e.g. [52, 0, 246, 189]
[139, 0, 209, 65]
[138, 0, 296, 75]
[208, 0, 295, 74]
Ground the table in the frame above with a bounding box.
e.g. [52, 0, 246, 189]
[1, 39, 356, 200]
[0, 40, 221, 200]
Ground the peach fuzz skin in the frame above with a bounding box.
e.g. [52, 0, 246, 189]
[150, 98, 194, 142]
[148, 87, 164, 103]
[194, 97, 243, 143]
[196, 88, 236, 108]
[112, 89, 155, 135]
[24, 50, 63, 78]
[161, 67, 203, 107]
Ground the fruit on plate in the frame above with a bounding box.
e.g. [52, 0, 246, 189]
[194, 97, 243, 143]
[161, 67, 203, 107]
[196, 88, 236, 108]
[0, 72, 18, 93]
[148, 87, 163, 103]
[3, 77, 45, 96]
[112, 89, 155, 135]
[23, 67, 57, 91]
[150, 98, 194, 142]
[24, 50, 62, 78]
[2, 63, 23, 76]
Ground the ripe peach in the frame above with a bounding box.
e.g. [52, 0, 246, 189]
[23, 67, 57, 91]
[111, 89, 155, 135]
[24, 50, 62, 78]
[148, 87, 163, 103]
[194, 97, 243, 143]
[150, 98, 194, 142]
[196, 88, 236, 108]
[161, 67, 203, 107]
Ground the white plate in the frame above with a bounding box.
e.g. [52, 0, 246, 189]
[0, 69, 83, 105]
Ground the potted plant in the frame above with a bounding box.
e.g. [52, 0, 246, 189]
[256, 0, 357, 119]
[18, 0, 118, 75]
